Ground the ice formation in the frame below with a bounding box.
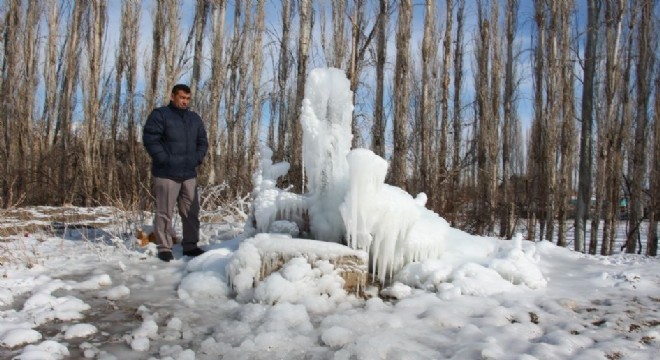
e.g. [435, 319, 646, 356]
[249, 145, 307, 235]
[300, 68, 353, 243]
[227, 233, 367, 301]
[244, 67, 545, 286]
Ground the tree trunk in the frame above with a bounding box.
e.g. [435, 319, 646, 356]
[38, 0, 61, 204]
[331, 0, 347, 68]
[224, 0, 242, 187]
[248, 0, 266, 175]
[529, 0, 547, 241]
[501, 0, 518, 239]
[82, 0, 106, 206]
[290, 0, 312, 192]
[488, 0, 500, 235]
[190, 0, 210, 103]
[557, 0, 576, 248]
[276, 0, 291, 162]
[348, 0, 363, 148]
[235, 0, 252, 192]
[109, 1, 126, 201]
[648, 67, 660, 256]
[575, 0, 599, 252]
[391, 0, 412, 190]
[206, 0, 227, 185]
[420, 0, 435, 196]
[437, 0, 453, 215]
[600, 0, 625, 255]
[372, 0, 388, 158]
[450, 0, 465, 227]
[1, 0, 21, 207]
[17, 1, 42, 203]
[162, 0, 185, 104]
[626, 0, 652, 254]
[543, 1, 560, 244]
[55, 0, 85, 204]
[145, 0, 165, 113]
[475, 0, 494, 235]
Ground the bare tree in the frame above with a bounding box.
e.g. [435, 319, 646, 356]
[528, 1, 548, 242]
[109, 1, 127, 200]
[82, 0, 107, 206]
[488, 0, 500, 235]
[372, 0, 389, 158]
[500, 0, 519, 239]
[542, 1, 560, 243]
[475, 0, 499, 235]
[234, 0, 253, 190]
[41, 0, 61, 150]
[162, 0, 186, 103]
[419, 0, 436, 196]
[109, 0, 141, 202]
[320, 0, 347, 68]
[223, 0, 243, 185]
[275, 0, 292, 162]
[190, 0, 210, 102]
[575, 0, 600, 252]
[17, 1, 43, 201]
[649, 66, 660, 256]
[248, 0, 266, 173]
[347, 1, 377, 148]
[144, 0, 165, 113]
[125, 0, 142, 203]
[435, 0, 453, 214]
[1, 0, 21, 207]
[626, 0, 653, 254]
[291, 0, 312, 192]
[391, 0, 412, 190]
[54, 0, 85, 204]
[450, 0, 465, 227]
[599, 0, 625, 255]
[38, 0, 62, 203]
[556, 0, 576, 247]
[206, 0, 227, 184]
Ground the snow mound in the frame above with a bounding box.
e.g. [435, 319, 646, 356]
[15, 340, 69, 360]
[63, 323, 97, 339]
[227, 234, 366, 307]
[0, 328, 42, 347]
[97, 285, 130, 300]
[394, 233, 546, 294]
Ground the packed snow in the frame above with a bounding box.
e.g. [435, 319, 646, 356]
[1, 68, 659, 359]
[1, 217, 659, 359]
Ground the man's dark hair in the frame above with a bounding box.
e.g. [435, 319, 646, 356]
[172, 84, 191, 95]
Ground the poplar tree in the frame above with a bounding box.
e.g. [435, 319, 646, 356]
[391, 0, 412, 190]
[371, 0, 389, 158]
[575, 0, 599, 252]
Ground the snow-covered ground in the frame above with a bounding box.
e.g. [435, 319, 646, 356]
[1, 207, 658, 360]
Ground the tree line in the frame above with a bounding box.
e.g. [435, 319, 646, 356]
[0, 0, 657, 255]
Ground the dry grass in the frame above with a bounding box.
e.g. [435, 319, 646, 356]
[0, 207, 114, 238]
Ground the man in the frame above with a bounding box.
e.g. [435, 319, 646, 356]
[143, 84, 209, 262]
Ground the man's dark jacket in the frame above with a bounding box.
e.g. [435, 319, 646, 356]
[143, 103, 209, 180]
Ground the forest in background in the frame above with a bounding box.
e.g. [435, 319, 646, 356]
[0, 0, 658, 255]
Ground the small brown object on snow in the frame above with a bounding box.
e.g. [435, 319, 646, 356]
[136, 229, 179, 247]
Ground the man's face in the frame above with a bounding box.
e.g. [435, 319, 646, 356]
[171, 90, 191, 110]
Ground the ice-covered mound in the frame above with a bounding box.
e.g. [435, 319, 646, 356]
[245, 67, 547, 289]
[226, 234, 368, 302]
[394, 234, 547, 297]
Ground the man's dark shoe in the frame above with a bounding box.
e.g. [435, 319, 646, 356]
[182, 248, 205, 257]
[158, 251, 174, 262]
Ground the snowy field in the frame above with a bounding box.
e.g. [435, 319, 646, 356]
[0, 206, 659, 360]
